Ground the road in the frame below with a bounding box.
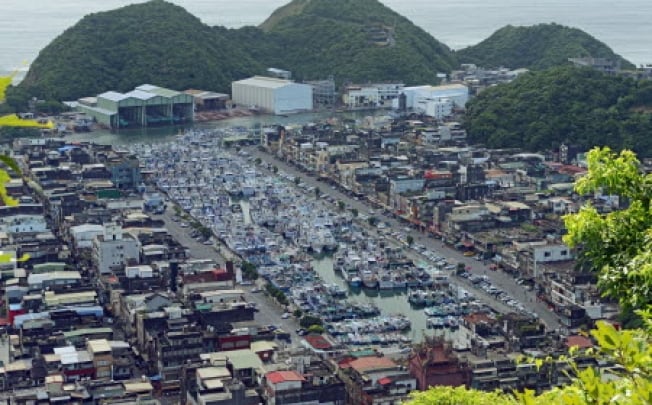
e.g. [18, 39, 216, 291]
[248, 147, 561, 330]
[154, 198, 303, 343]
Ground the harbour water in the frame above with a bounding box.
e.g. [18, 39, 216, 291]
[312, 256, 455, 342]
[64, 110, 384, 146]
[1, 0, 651, 77]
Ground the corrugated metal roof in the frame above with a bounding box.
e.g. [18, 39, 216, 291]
[233, 76, 295, 90]
[136, 84, 157, 92]
[98, 91, 127, 102]
[123, 381, 153, 393]
[87, 339, 112, 354]
[226, 349, 264, 370]
[124, 89, 157, 100]
[79, 105, 117, 116]
[137, 84, 180, 98]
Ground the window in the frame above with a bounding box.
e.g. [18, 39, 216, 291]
[544, 252, 551, 257]
[561, 250, 567, 256]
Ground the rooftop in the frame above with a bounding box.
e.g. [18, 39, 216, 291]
[267, 370, 305, 384]
[345, 356, 396, 373]
[233, 76, 297, 89]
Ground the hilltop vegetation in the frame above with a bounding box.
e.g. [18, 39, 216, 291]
[258, 0, 458, 83]
[457, 23, 634, 70]
[10, 0, 457, 105]
[465, 66, 652, 155]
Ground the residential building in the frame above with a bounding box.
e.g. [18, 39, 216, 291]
[92, 223, 140, 274]
[408, 338, 469, 389]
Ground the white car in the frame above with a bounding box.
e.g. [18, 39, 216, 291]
[281, 313, 290, 319]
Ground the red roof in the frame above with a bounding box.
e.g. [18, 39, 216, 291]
[349, 356, 396, 373]
[378, 377, 392, 385]
[566, 335, 593, 349]
[304, 335, 333, 350]
[183, 268, 232, 284]
[463, 312, 494, 325]
[266, 370, 305, 384]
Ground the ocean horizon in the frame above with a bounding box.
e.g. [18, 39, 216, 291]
[1, 0, 651, 77]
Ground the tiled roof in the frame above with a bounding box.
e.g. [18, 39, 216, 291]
[266, 370, 305, 384]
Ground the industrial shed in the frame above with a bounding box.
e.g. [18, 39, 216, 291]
[231, 76, 313, 115]
[77, 84, 194, 129]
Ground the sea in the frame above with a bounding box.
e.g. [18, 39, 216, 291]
[1, 0, 651, 80]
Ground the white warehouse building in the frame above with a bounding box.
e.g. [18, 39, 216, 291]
[393, 83, 470, 113]
[231, 76, 313, 115]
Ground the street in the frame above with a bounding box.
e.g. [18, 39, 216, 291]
[154, 201, 303, 343]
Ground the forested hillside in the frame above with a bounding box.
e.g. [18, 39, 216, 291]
[457, 23, 634, 70]
[465, 66, 652, 155]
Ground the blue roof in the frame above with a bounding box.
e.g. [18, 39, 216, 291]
[58, 145, 79, 153]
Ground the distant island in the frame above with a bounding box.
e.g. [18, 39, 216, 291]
[456, 23, 634, 70]
[8, 0, 633, 106]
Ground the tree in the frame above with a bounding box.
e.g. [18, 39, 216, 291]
[406, 235, 414, 246]
[294, 176, 301, 185]
[254, 157, 262, 165]
[337, 200, 346, 211]
[198, 226, 212, 239]
[299, 315, 323, 328]
[368, 216, 379, 227]
[1, 72, 53, 130]
[307, 324, 325, 334]
[350, 208, 358, 217]
[563, 147, 652, 312]
[314, 187, 321, 199]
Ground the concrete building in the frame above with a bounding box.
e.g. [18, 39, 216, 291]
[306, 77, 337, 107]
[393, 83, 469, 112]
[105, 154, 141, 190]
[77, 84, 194, 129]
[70, 224, 105, 250]
[87, 339, 113, 380]
[416, 98, 454, 120]
[92, 223, 140, 275]
[342, 83, 404, 108]
[231, 76, 313, 115]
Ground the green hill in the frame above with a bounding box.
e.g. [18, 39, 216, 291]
[465, 66, 652, 156]
[456, 23, 634, 70]
[16, 0, 262, 102]
[257, 0, 458, 83]
[11, 0, 457, 104]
